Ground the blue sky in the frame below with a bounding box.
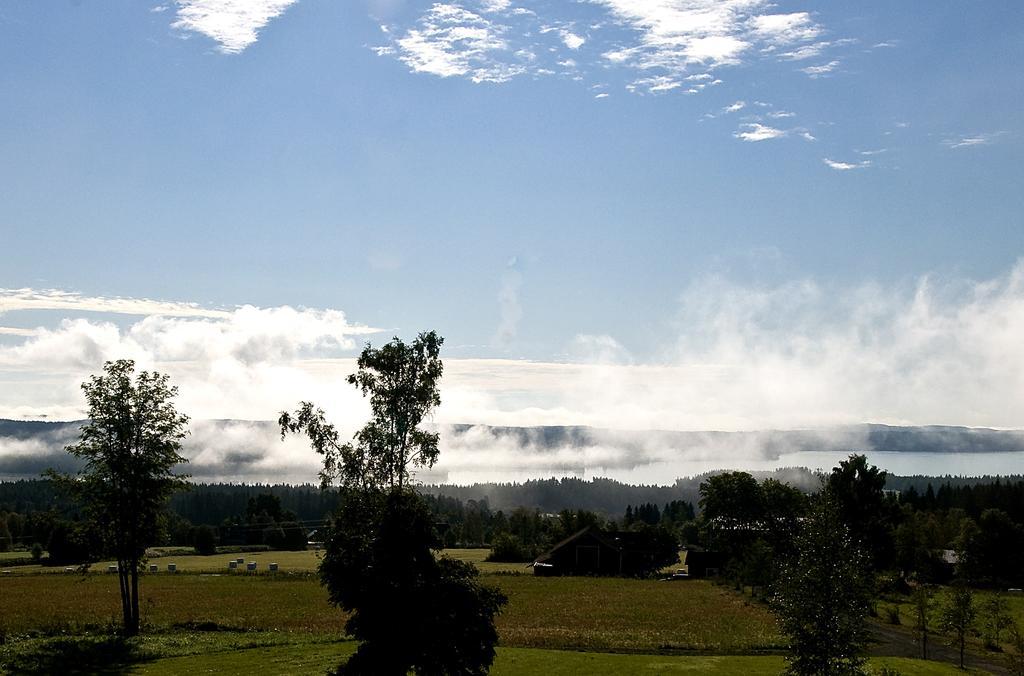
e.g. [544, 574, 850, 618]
[0, 1, 1022, 434]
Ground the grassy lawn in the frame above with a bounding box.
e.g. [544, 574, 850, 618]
[139, 646, 970, 676]
[1, 633, 976, 676]
[880, 587, 1024, 656]
[495, 575, 783, 652]
[2, 566, 1013, 674]
[0, 571, 781, 653]
[0, 547, 523, 576]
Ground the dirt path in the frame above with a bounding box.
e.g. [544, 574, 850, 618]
[868, 619, 1009, 674]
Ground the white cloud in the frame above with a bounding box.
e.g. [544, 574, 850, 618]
[823, 157, 870, 170]
[733, 123, 785, 142]
[6, 264, 1024, 479]
[943, 132, 1005, 149]
[748, 12, 821, 45]
[380, 1, 850, 95]
[171, 0, 299, 54]
[561, 30, 585, 50]
[0, 305, 375, 372]
[779, 41, 831, 61]
[723, 100, 745, 113]
[479, 0, 510, 12]
[390, 3, 526, 83]
[801, 60, 840, 77]
[594, 92, 610, 99]
[0, 327, 37, 337]
[768, 110, 795, 118]
[0, 288, 229, 319]
[627, 75, 681, 93]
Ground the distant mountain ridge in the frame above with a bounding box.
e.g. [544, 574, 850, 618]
[439, 423, 1024, 455]
[2, 419, 1023, 484]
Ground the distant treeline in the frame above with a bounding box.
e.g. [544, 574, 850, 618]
[2, 472, 1023, 526]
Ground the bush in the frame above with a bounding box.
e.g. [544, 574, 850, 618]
[884, 605, 901, 625]
[30, 543, 43, 563]
[46, 522, 93, 565]
[486, 533, 533, 562]
[192, 525, 217, 556]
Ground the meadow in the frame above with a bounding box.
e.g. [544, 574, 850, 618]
[0, 550, 1009, 675]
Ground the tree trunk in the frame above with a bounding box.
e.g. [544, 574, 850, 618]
[118, 561, 131, 634]
[959, 630, 965, 669]
[128, 563, 140, 637]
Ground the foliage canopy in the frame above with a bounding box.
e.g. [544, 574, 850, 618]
[54, 359, 189, 636]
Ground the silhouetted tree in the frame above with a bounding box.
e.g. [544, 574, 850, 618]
[51, 360, 189, 636]
[282, 332, 507, 675]
[826, 454, 895, 570]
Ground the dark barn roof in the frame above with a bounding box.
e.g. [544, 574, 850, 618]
[532, 526, 666, 577]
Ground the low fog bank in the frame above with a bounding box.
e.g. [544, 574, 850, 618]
[2, 418, 1024, 485]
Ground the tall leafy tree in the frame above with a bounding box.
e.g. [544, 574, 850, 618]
[53, 360, 189, 636]
[773, 494, 872, 675]
[826, 454, 895, 570]
[280, 331, 443, 490]
[939, 581, 977, 670]
[282, 332, 507, 675]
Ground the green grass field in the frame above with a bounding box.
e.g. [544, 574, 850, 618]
[0, 547, 524, 575]
[0, 633, 974, 676]
[0, 570, 781, 653]
[0, 557, 1013, 675]
[135, 645, 970, 676]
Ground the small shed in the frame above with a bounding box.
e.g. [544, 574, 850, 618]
[682, 545, 724, 578]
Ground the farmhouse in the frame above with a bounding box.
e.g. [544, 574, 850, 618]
[532, 526, 670, 576]
[681, 545, 724, 578]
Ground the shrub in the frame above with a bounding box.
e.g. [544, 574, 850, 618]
[192, 525, 217, 556]
[486, 533, 533, 562]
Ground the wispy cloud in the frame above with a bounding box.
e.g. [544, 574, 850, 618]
[0, 327, 37, 337]
[723, 100, 746, 113]
[943, 132, 1005, 149]
[391, 3, 525, 83]
[1, 288, 230, 319]
[171, 0, 299, 54]
[378, 1, 856, 93]
[748, 12, 821, 45]
[734, 123, 786, 142]
[823, 157, 870, 170]
[6, 263, 1024, 460]
[494, 257, 523, 344]
[800, 60, 840, 77]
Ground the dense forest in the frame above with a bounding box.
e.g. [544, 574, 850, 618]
[2, 473, 1023, 575]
